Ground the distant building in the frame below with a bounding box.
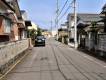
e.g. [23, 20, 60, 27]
[58, 24, 68, 37]
[52, 30, 57, 37]
[58, 23, 68, 44]
[42, 29, 52, 38]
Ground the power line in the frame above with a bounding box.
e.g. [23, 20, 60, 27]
[58, 5, 70, 21]
[58, 0, 69, 17]
[55, 0, 74, 29]
[55, 0, 70, 29]
[58, 1, 74, 22]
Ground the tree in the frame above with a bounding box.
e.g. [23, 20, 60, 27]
[90, 21, 97, 32]
[37, 28, 42, 36]
[27, 29, 37, 39]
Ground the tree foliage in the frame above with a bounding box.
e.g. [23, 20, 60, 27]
[27, 29, 37, 39]
[90, 21, 98, 32]
[37, 28, 42, 36]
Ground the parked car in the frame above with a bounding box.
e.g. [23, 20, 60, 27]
[35, 35, 45, 46]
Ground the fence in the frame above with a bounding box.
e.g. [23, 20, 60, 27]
[85, 37, 95, 50]
[97, 33, 106, 52]
[85, 33, 106, 56]
[0, 39, 29, 74]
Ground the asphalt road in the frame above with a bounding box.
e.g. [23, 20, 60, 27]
[4, 38, 106, 80]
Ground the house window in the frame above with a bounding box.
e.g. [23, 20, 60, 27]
[4, 18, 11, 33]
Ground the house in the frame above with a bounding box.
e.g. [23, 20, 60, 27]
[0, 0, 15, 42]
[67, 13, 102, 48]
[9, 0, 27, 40]
[100, 3, 106, 32]
[0, 0, 28, 42]
[94, 3, 106, 56]
[82, 4, 106, 57]
[58, 23, 68, 44]
[20, 10, 31, 39]
[42, 29, 52, 38]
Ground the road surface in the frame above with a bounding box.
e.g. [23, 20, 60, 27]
[4, 38, 106, 80]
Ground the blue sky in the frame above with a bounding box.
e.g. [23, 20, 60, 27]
[19, 0, 106, 29]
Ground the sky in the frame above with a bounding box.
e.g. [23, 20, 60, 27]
[19, 0, 106, 30]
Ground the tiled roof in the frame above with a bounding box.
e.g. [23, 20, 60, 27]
[1, 0, 15, 12]
[68, 13, 102, 23]
[102, 3, 106, 13]
[103, 3, 106, 9]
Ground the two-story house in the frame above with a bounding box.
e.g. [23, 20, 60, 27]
[0, 0, 15, 42]
[0, 0, 28, 42]
[7, 0, 26, 40]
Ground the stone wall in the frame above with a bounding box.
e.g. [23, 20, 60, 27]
[0, 39, 29, 68]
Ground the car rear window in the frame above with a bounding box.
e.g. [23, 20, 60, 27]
[36, 36, 44, 39]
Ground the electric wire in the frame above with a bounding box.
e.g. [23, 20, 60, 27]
[58, 0, 69, 17]
[58, 0, 74, 22]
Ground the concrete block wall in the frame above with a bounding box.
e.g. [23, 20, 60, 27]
[97, 34, 106, 52]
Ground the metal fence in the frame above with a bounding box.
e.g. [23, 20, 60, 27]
[0, 39, 29, 73]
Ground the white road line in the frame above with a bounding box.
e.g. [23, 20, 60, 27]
[83, 55, 106, 68]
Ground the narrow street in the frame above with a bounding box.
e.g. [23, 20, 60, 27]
[5, 38, 106, 80]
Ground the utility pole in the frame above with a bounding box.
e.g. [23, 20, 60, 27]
[51, 20, 53, 31]
[74, 0, 78, 49]
[51, 20, 53, 36]
[56, 0, 59, 40]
